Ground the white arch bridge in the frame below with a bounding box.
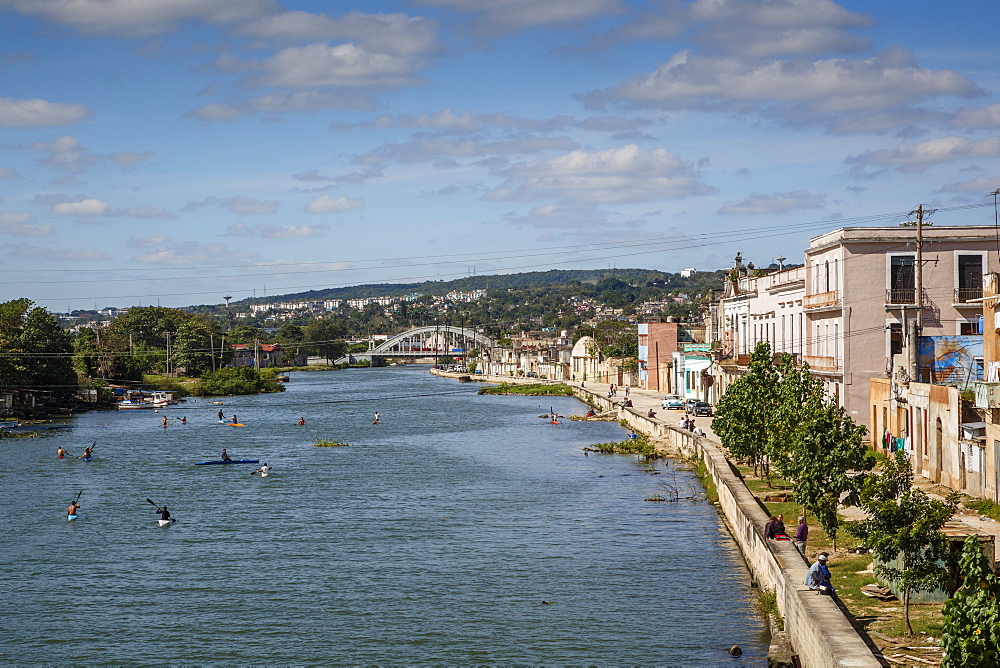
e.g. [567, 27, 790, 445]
[339, 325, 495, 365]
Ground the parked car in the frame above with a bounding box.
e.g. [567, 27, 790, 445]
[691, 401, 713, 417]
[526, 371, 538, 378]
[661, 395, 685, 410]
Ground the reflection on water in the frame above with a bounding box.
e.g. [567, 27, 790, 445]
[2, 367, 766, 665]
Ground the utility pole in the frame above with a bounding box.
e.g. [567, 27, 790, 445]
[916, 204, 924, 330]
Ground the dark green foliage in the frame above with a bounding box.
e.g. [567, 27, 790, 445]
[845, 450, 955, 635]
[942, 536, 1000, 666]
[477, 383, 574, 396]
[0, 299, 77, 395]
[712, 342, 778, 477]
[589, 433, 656, 457]
[193, 366, 285, 396]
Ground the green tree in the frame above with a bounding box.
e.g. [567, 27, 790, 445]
[171, 318, 219, 376]
[304, 318, 347, 363]
[712, 341, 778, 478]
[275, 323, 306, 365]
[845, 450, 955, 635]
[942, 536, 1000, 666]
[772, 357, 871, 549]
[0, 299, 76, 396]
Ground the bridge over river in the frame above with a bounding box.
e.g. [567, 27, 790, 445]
[339, 325, 495, 366]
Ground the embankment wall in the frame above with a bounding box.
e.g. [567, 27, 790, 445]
[579, 390, 880, 668]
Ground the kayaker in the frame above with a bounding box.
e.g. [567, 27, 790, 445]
[162, 416, 168, 428]
[221, 448, 232, 462]
[373, 412, 380, 424]
[57, 446, 68, 459]
[231, 414, 237, 424]
[217, 409, 225, 421]
[156, 505, 171, 522]
[252, 463, 271, 477]
[79, 446, 93, 460]
[180, 416, 187, 424]
[67, 500, 80, 518]
[297, 417, 305, 425]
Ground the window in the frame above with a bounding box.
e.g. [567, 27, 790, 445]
[957, 255, 983, 302]
[889, 255, 916, 303]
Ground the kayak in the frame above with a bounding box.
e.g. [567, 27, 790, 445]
[158, 518, 175, 527]
[195, 459, 259, 465]
[227, 423, 245, 427]
[67, 514, 78, 521]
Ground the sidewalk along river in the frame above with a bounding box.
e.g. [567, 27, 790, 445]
[2, 366, 768, 665]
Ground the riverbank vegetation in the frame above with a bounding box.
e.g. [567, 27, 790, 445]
[190, 367, 285, 396]
[587, 433, 657, 457]
[314, 439, 349, 447]
[477, 383, 574, 396]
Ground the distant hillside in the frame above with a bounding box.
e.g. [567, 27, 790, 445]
[204, 268, 691, 308]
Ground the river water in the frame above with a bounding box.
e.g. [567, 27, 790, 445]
[3, 367, 767, 665]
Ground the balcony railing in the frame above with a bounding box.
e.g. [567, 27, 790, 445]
[802, 355, 839, 372]
[803, 290, 842, 310]
[885, 288, 917, 305]
[955, 287, 983, 303]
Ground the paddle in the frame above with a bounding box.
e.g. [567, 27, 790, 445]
[146, 498, 178, 522]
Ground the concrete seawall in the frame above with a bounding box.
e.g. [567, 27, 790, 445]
[431, 371, 880, 666]
[576, 388, 881, 668]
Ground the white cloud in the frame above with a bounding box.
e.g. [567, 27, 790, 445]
[257, 42, 418, 89]
[595, 0, 871, 58]
[222, 222, 331, 238]
[52, 198, 111, 216]
[0, 212, 51, 236]
[952, 104, 1000, 129]
[237, 10, 440, 58]
[182, 196, 278, 214]
[361, 136, 578, 165]
[116, 205, 175, 219]
[111, 151, 154, 166]
[848, 136, 1000, 173]
[8, 0, 276, 37]
[586, 48, 982, 131]
[127, 235, 169, 248]
[485, 144, 713, 203]
[0, 97, 89, 127]
[718, 190, 826, 215]
[185, 89, 375, 121]
[305, 195, 363, 213]
[131, 241, 259, 265]
[937, 176, 1000, 194]
[416, 0, 624, 34]
[6, 244, 109, 261]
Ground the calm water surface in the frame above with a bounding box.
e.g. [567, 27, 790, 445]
[3, 367, 767, 665]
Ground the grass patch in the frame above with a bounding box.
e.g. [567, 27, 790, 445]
[477, 382, 573, 396]
[694, 458, 719, 503]
[754, 589, 784, 631]
[965, 498, 1000, 522]
[314, 440, 349, 447]
[587, 433, 657, 457]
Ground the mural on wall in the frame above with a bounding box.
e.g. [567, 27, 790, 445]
[918, 336, 983, 385]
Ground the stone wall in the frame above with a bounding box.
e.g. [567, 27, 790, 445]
[579, 389, 880, 668]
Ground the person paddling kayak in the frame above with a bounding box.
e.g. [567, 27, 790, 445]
[217, 409, 225, 422]
[57, 447, 68, 459]
[67, 500, 80, 520]
[155, 505, 171, 523]
[79, 446, 94, 460]
[221, 448, 232, 462]
[251, 463, 271, 477]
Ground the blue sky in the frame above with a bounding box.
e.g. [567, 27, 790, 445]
[0, 0, 997, 311]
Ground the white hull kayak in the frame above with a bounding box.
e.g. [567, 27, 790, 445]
[158, 519, 174, 527]
[67, 514, 78, 521]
